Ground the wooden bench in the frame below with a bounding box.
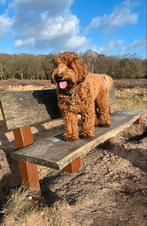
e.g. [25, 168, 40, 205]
[0, 89, 143, 192]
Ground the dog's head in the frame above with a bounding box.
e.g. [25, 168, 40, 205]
[51, 51, 88, 90]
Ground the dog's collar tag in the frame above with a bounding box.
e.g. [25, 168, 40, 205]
[66, 90, 76, 97]
[71, 92, 76, 97]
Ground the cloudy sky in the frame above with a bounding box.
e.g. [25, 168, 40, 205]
[0, 0, 146, 57]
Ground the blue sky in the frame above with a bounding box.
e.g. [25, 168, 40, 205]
[0, 0, 146, 57]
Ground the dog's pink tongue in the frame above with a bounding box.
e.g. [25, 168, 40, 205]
[59, 81, 68, 89]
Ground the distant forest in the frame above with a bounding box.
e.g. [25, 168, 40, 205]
[0, 50, 146, 80]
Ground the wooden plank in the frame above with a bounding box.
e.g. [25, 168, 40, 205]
[0, 89, 61, 130]
[12, 110, 144, 170]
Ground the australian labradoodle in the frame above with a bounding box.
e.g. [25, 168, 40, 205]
[51, 51, 113, 141]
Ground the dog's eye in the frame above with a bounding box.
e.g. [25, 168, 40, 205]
[67, 62, 72, 68]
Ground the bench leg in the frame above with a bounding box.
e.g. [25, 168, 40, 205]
[133, 117, 143, 125]
[62, 157, 81, 173]
[18, 161, 40, 191]
[103, 138, 113, 145]
[13, 127, 40, 192]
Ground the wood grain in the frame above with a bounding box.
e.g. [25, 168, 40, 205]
[0, 89, 61, 130]
[12, 110, 144, 170]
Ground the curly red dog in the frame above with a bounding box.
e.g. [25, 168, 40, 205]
[51, 51, 113, 141]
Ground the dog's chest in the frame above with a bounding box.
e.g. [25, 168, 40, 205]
[58, 94, 83, 113]
[58, 84, 92, 113]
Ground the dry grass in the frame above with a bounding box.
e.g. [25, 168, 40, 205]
[2, 187, 72, 226]
[114, 79, 147, 89]
[112, 88, 146, 112]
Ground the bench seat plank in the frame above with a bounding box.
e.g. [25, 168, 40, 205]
[12, 110, 143, 170]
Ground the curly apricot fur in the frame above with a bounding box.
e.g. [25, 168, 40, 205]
[51, 51, 113, 141]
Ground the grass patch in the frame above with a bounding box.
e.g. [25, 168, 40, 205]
[2, 187, 71, 226]
[112, 88, 147, 111]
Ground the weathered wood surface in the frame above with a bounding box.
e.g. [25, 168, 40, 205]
[0, 89, 61, 130]
[12, 110, 143, 170]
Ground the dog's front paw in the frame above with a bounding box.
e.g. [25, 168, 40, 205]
[80, 130, 95, 139]
[65, 134, 79, 141]
[99, 118, 111, 127]
[99, 121, 111, 127]
[99, 123, 111, 127]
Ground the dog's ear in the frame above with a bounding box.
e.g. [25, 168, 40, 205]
[74, 56, 88, 83]
[50, 57, 58, 84]
[61, 52, 88, 83]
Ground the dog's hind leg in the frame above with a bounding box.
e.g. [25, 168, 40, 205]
[80, 104, 95, 138]
[96, 92, 111, 127]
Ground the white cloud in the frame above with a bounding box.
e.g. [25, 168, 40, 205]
[14, 14, 87, 51]
[0, 14, 13, 37]
[96, 38, 146, 56]
[13, 0, 73, 17]
[121, 38, 147, 54]
[15, 38, 35, 48]
[11, 0, 88, 51]
[86, 0, 139, 32]
[130, 38, 146, 48]
[97, 40, 124, 54]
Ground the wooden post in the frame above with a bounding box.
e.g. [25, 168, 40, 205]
[13, 127, 40, 191]
[62, 157, 81, 173]
[103, 138, 113, 145]
[133, 117, 143, 125]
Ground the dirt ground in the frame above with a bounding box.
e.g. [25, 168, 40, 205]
[0, 80, 147, 226]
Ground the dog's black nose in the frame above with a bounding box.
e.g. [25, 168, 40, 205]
[56, 73, 63, 81]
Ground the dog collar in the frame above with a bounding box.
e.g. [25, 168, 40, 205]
[59, 89, 76, 97]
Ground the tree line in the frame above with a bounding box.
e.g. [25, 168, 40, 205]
[0, 50, 146, 80]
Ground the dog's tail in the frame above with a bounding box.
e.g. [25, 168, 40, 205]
[103, 74, 115, 105]
[103, 74, 113, 90]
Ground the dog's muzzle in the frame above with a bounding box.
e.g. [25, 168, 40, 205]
[55, 74, 73, 90]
